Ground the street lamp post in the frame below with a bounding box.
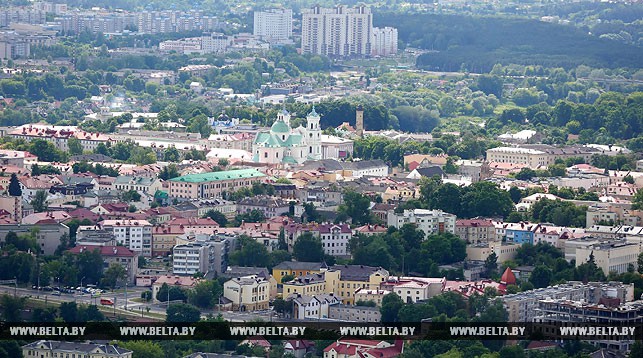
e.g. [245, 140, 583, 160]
[124, 268, 128, 311]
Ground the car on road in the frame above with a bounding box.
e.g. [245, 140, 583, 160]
[51, 291, 61, 296]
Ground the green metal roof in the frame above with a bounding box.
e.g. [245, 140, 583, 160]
[270, 119, 290, 133]
[283, 134, 302, 146]
[283, 156, 298, 164]
[169, 169, 265, 183]
[154, 190, 169, 199]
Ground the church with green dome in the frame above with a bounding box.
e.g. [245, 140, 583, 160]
[252, 108, 323, 164]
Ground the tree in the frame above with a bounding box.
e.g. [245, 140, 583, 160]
[229, 236, 270, 267]
[166, 303, 201, 323]
[29, 139, 66, 162]
[476, 74, 503, 98]
[59, 301, 78, 322]
[8, 174, 21, 196]
[0, 295, 25, 321]
[499, 345, 525, 358]
[159, 164, 180, 180]
[164, 147, 181, 162]
[121, 190, 141, 202]
[67, 137, 83, 155]
[443, 157, 459, 174]
[156, 283, 187, 302]
[119, 341, 164, 358]
[630, 341, 643, 358]
[293, 233, 325, 262]
[233, 210, 266, 226]
[638, 252, 643, 274]
[380, 293, 403, 322]
[59, 249, 104, 287]
[272, 298, 291, 315]
[203, 210, 228, 227]
[301, 202, 322, 223]
[187, 114, 211, 137]
[32, 164, 61, 176]
[530, 265, 553, 288]
[30, 190, 48, 213]
[514, 168, 537, 181]
[337, 191, 372, 225]
[438, 96, 459, 117]
[102, 263, 126, 290]
[508, 186, 523, 204]
[77, 304, 105, 321]
[31, 307, 57, 322]
[188, 280, 222, 309]
[632, 189, 643, 210]
[474, 300, 508, 322]
[499, 108, 525, 124]
[484, 252, 498, 277]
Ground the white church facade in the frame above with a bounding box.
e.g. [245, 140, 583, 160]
[252, 108, 353, 165]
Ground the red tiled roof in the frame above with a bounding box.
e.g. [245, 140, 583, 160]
[526, 341, 559, 350]
[456, 219, 494, 227]
[166, 217, 220, 227]
[500, 267, 517, 285]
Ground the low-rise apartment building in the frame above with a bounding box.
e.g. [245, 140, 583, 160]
[535, 299, 643, 351]
[236, 195, 290, 218]
[223, 274, 271, 311]
[99, 219, 153, 257]
[113, 176, 163, 195]
[282, 270, 341, 298]
[282, 265, 389, 304]
[486, 145, 598, 169]
[499, 281, 634, 322]
[328, 304, 382, 322]
[284, 222, 352, 257]
[67, 245, 138, 284]
[289, 293, 341, 319]
[387, 209, 456, 237]
[380, 277, 446, 303]
[331, 265, 390, 304]
[272, 261, 327, 283]
[353, 289, 391, 307]
[0, 222, 69, 256]
[172, 234, 229, 277]
[455, 219, 497, 243]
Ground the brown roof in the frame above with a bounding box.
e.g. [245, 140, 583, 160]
[67, 245, 136, 257]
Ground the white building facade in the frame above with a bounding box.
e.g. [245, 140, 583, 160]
[253, 9, 292, 43]
[372, 27, 398, 56]
[252, 109, 322, 164]
[100, 220, 153, 257]
[387, 209, 457, 237]
[301, 5, 372, 58]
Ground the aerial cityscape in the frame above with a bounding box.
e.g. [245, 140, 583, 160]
[0, 0, 642, 357]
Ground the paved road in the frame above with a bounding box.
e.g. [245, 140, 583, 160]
[0, 285, 285, 322]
